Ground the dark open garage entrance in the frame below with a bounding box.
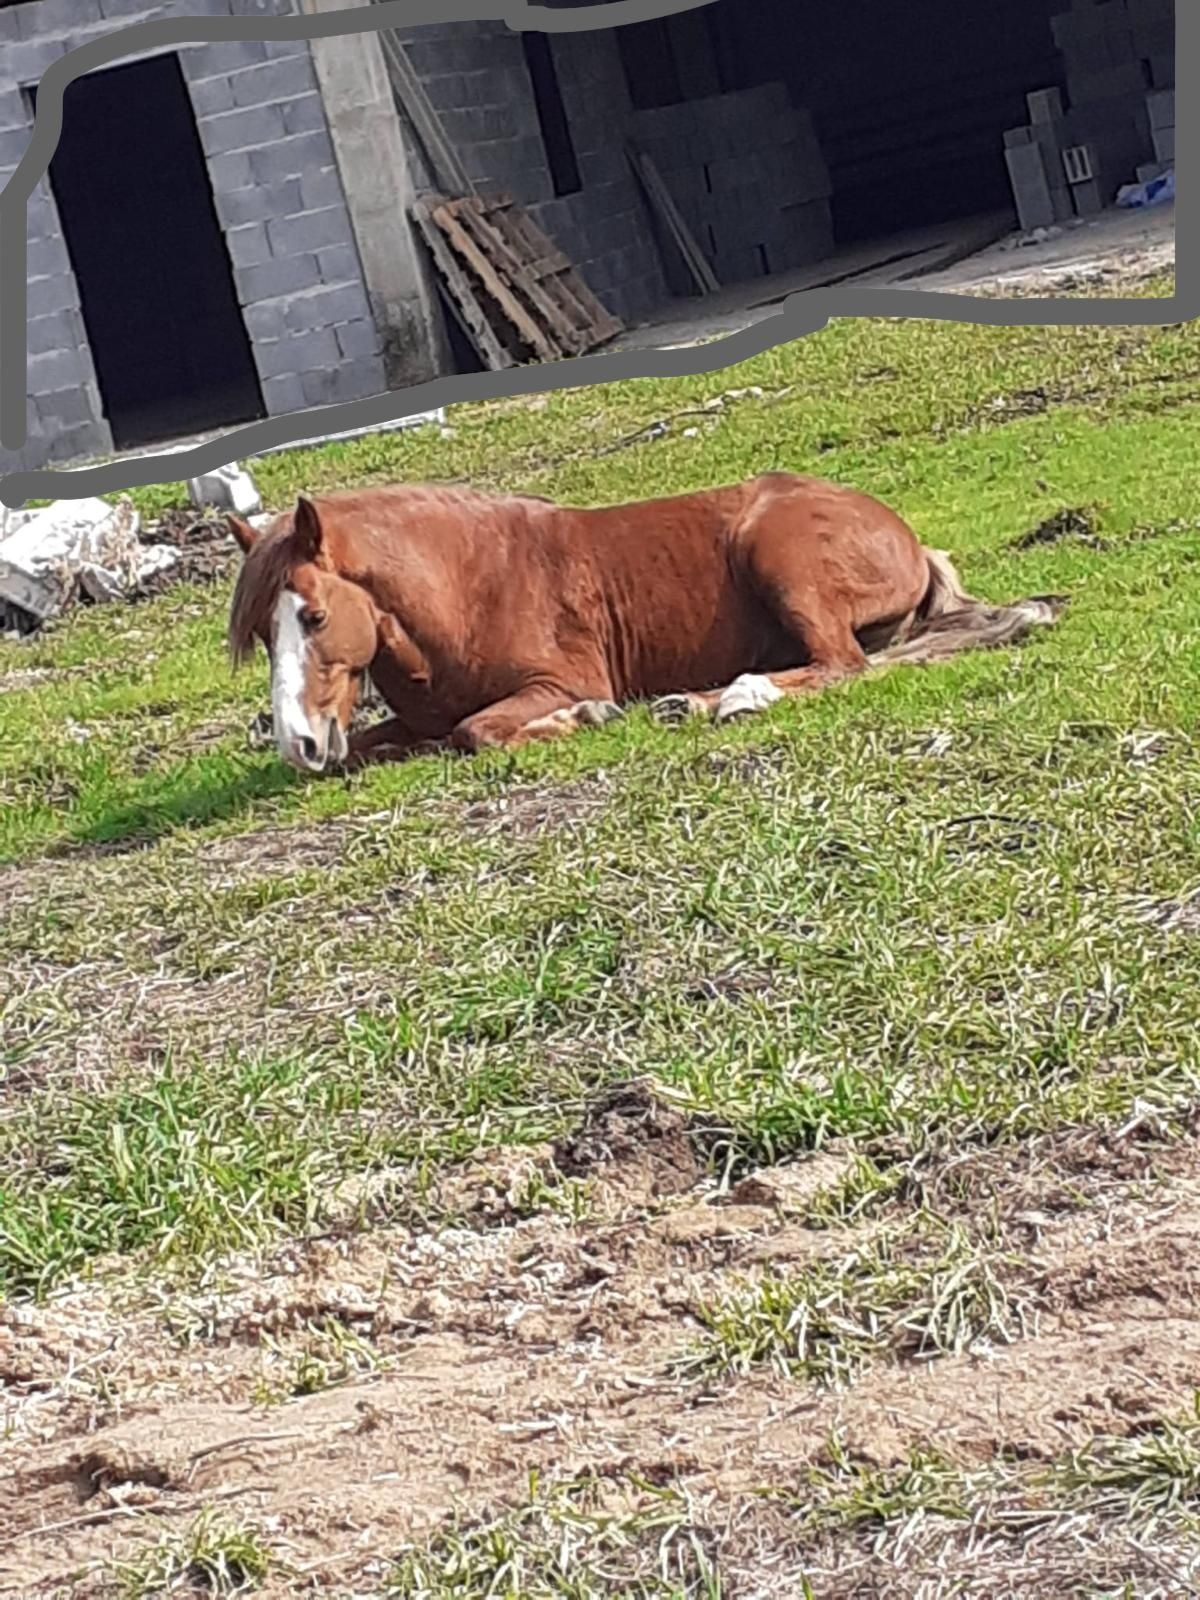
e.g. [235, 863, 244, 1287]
[614, 0, 1068, 248]
[35, 53, 265, 451]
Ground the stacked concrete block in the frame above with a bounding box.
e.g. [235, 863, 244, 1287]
[1001, 0, 1173, 227]
[0, 0, 388, 477]
[1148, 86, 1175, 164]
[628, 82, 833, 288]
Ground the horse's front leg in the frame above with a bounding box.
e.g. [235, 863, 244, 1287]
[451, 684, 623, 752]
[344, 716, 445, 769]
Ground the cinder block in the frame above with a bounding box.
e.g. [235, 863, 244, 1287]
[16, 0, 101, 39]
[281, 94, 326, 137]
[46, 422, 110, 465]
[266, 206, 353, 260]
[26, 273, 78, 319]
[0, 125, 32, 169]
[283, 282, 370, 333]
[26, 310, 76, 358]
[243, 300, 287, 340]
[1067, 60, 1151, 102]
[300, 360, 386, 408]
[334, 320, 381, 360]
[207, 151, 255, 192]
[35, 388, 98, 430]
[261, 373, 307, 414]
[26, 232, 69, 278]
[1060, 32, 1120, 73]
[316, 242, 362, 285]
[183, 40, 269, 80]
[247, 131, 333, 185]
[0, 88, 28, 132]
[225, 222, 271, 268]
[188, 76, 236, 117]
[214, 176, 303, 227]
[254, 327, 339, 379]
[1053, 3, 1132, 45]
[199, 103, 288, 156]
[1072, 176, 1104, 213]
[229, 55, 317, 108]
[1006, 142, 1056, 230]
[5, 37, 67, 86]
[235, 252, 322, 306]
[298, 165, 346, 212]
[1147, 87, 1175, 126]
[27, 346, 86, 390]
[1153, 124, 1174, 161]
[1028, 87, 1065, 122]
[1005, 126, 1034, 147]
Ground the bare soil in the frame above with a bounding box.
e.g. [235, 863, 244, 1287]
[5, 1086, 1199, 1596]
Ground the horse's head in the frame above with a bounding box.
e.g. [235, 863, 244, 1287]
[227, 495, 378, 773]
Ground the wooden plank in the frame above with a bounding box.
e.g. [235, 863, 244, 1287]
[460, 201, 587, 354]
[379, 30, 472, 197]
[433, 201, 560, 362]
[628, 147, 720, 296]
[485, 196, 622, 346]
[411, 199, 513, 370]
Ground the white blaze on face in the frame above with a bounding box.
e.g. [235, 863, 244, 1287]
[271, 588, 323, 769]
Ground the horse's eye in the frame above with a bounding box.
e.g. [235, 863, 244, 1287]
[302, 608, 326, 631]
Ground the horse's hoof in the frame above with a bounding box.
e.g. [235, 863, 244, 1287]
[714, 673, 784, 725]
[650, 694, 701, 726]
[573, 699, 625, 728]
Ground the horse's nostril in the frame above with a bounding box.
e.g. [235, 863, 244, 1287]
[300, 735, 320, 765]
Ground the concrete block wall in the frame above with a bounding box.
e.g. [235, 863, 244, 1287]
[389, 19, 666, 325]
[1, 0, 386, 475]
[627, 82, 834, 288]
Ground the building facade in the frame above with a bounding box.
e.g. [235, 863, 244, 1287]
[0, 0, 1177, 476]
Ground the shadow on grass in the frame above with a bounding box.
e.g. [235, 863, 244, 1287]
[55, 756, 300, 858]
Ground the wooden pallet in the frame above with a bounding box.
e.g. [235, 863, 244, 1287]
[412, 190, 624, 371]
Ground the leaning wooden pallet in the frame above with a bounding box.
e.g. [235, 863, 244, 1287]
[377, 26, 623, 373]
[418, 192, 625, 371]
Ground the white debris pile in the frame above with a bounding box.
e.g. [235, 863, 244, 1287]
[186, 463, 261, 517]
[0, 496, 179, 633]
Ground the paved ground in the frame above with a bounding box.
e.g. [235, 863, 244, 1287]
[615, 203, 1177, 352]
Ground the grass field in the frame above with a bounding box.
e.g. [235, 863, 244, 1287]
[4, 276, 1200, 1596]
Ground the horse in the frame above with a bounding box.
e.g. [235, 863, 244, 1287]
[226, 473, 1061, 773]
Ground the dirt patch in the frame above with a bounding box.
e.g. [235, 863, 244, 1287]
[6, 1122, 1200, 1595]
[135, 508, 240, 594]
[460, 777, 612, 839]
[1010, 504, 1110, 552]
[552, 1079, 705, 1208]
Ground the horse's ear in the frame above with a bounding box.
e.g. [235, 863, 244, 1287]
[227, 515, 258, 555]
[293, 495, 326, 565]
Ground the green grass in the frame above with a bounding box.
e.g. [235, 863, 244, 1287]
[3, 281, 1200, 1302]
[108, 1508, 274, 1598]
[387, 1474, 723, 1600]
[679, 1221, 1030, 1383]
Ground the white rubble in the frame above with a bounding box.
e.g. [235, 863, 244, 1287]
[0, 495, 179, 628]
[187, 463, 262, 517]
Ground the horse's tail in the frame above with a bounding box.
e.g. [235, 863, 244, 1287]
[868, 546, 1065, 668]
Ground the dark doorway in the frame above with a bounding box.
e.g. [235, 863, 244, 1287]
[33, 53, 264, 450]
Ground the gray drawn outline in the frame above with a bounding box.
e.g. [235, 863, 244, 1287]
[0, 0, 1190, 509]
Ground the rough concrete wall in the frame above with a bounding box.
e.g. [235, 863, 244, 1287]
[392, 19, 667, 325]
[0, 0, 386, 476]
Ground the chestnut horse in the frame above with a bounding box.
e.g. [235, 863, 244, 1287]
[227, 473, 1059, 773]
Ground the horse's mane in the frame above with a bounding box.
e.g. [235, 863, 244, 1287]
[227, 482, 555, 665]
[228, 518, 298, 666]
